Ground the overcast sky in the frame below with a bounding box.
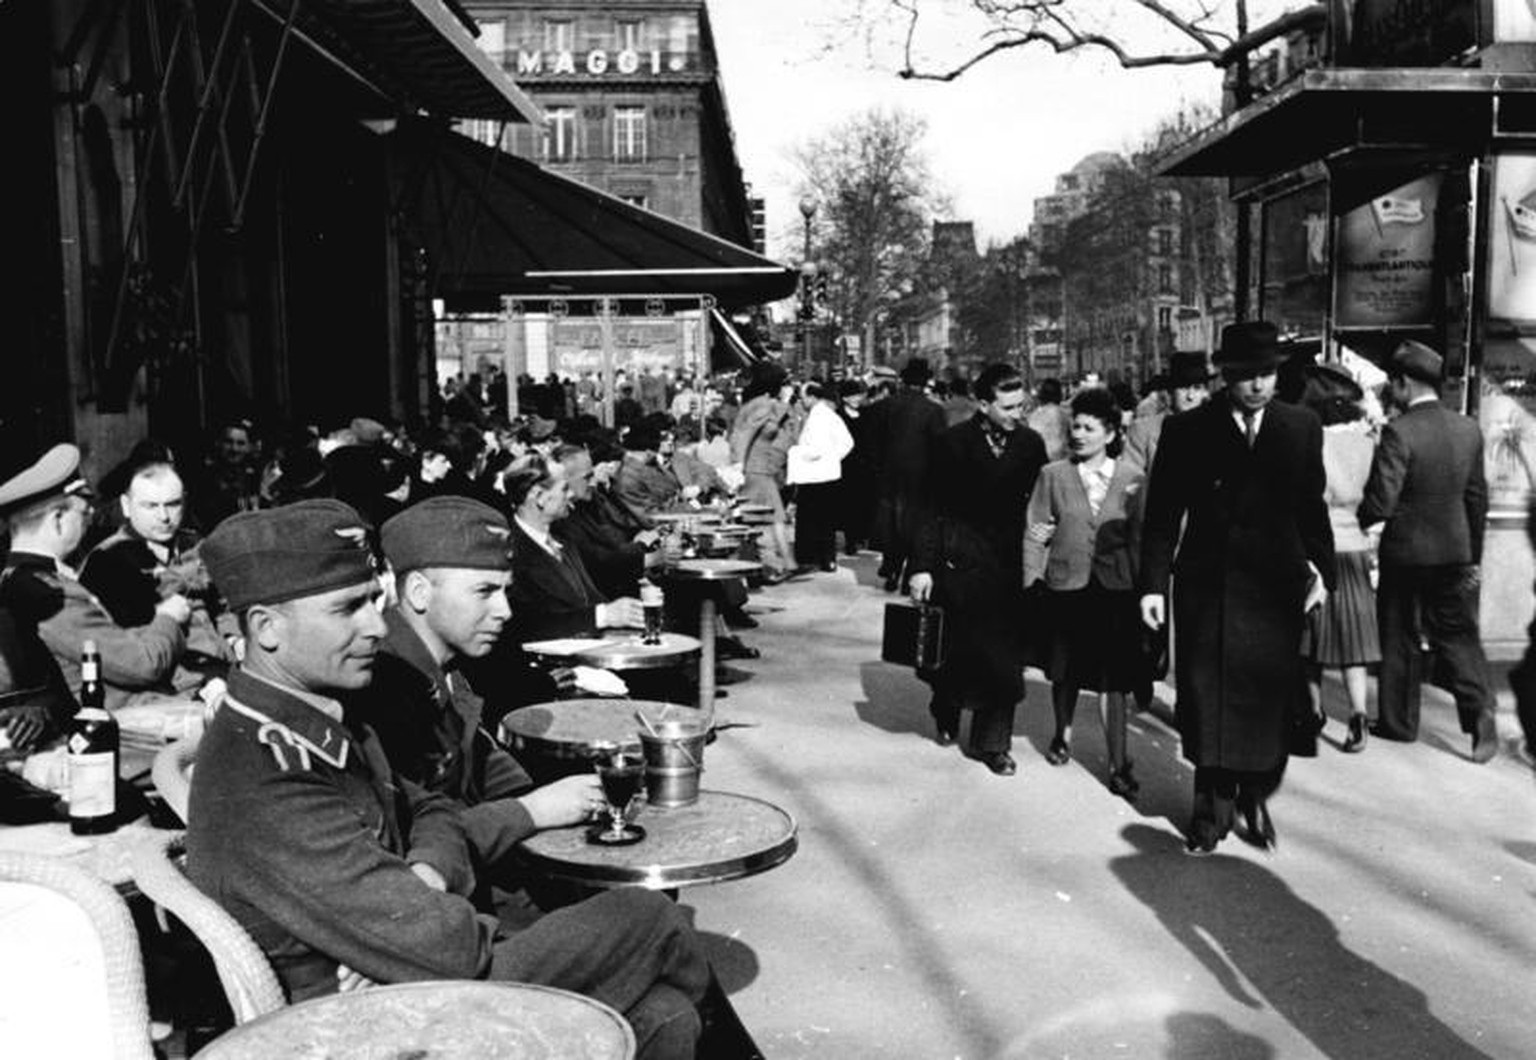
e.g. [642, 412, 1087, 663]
[707, 1, 1231, 256]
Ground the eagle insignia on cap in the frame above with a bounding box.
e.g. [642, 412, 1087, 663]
[484, 523, 511, 541]
[333, 526, 368, 547]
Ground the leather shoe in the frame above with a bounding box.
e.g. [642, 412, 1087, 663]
[818, 562, 838, 573]
[934, 723, 956, 748]
[1107, 762, 1139, 801]
[1471, 721, 1499, 764]
[715, 638, 760, 661]
[1184, 833, 1220, 856]
[971, 751, 1017, 776]
[1238, 799, 1276, 851]
[1368, 722, 1415, 742]
[723, 610, 759, 630]
[882, 575, 901, 593]
[1342, 714, 1368, 753]
[1044, 736, 1071, 766]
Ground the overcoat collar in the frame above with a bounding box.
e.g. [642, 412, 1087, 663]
[225, 668, 351, 769]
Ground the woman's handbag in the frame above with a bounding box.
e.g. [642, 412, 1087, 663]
[881, 602, 948, 670]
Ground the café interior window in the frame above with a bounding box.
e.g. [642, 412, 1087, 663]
[613, 107, 647, 163]
[545, 107, 577, 162]
[616, 19, 646, 53]
[544, 18, 574, 53]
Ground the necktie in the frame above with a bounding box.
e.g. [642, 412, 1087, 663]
[1243, 410, 1258, 449]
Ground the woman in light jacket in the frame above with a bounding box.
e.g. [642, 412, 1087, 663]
[1024, 387, 1145, 799]
[788, 381, 855, 571]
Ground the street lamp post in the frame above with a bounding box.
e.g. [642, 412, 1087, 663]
[798, 197, 817, 370]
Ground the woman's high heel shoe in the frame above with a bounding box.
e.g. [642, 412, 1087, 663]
[1108, 762, 1139, 801]
[1343, 714, 1368, 753]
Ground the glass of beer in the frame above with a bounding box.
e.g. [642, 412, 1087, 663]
[640, 582, 665, 645]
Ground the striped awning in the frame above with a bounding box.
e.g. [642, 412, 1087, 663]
[268, 0, 540, 122]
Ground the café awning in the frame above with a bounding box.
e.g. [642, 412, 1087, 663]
[390, 120, 800, 308]
[253, 0, 541, 122]
[1159, 68, 1536, 179]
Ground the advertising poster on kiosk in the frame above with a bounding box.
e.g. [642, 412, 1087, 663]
[1489, 152, 1536, 326]
[1333, 174, 1441, 329]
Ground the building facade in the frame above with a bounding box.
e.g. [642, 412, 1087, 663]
[448, 0, 759, 386]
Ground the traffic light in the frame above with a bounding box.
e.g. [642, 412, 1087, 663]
[813, 271, 829, 303]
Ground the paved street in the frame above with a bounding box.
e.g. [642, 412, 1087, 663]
[684, 554, 1535, 1060]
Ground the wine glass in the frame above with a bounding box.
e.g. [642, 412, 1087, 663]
[589, 747, 646, 845]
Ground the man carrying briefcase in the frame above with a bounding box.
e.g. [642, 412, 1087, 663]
[908, 364, 1046, 776]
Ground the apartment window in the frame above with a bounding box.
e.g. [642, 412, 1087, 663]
[616, 18, 646, 52]
[1157, 305, 1173, 331]
[476, 19, 505, 63]
[545, 107, 576, 162]
[544, 19, 574, 52]
[613, 106, 647, 162]
[1156, 228, 1174, 257]
[1158, 264, 1174, 294]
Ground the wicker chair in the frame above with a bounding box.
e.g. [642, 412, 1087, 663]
[130, 832, 285, 1024]
[0, 851, 155, 1060]
[150, 734, 199, 825]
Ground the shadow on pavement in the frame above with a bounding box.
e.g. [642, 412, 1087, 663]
[1164, 1012, 1275, 1059]
[853, 659, 932, 740]
[1112, 824, 1494, 1060]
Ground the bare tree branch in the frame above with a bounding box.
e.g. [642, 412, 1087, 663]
[893, 1, 1326, 82]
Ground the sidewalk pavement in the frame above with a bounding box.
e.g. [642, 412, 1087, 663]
[683, 553, 1535, 1060]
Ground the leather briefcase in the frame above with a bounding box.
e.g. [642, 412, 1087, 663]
[881, 602, 947, 670]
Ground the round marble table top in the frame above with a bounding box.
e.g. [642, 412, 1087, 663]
[520, 632, 701, 671]
[193, 980, 635, 1059]
[657, 558, 762, 582]
[502, 699, 705, 760]
[517, 790, 797, 890]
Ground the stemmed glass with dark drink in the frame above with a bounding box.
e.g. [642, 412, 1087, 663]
[588, 745, 646, 845]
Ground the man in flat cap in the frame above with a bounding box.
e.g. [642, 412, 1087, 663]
[1359, 340, 1499, 762]
[187, 499, 717, 1058]
[0, 444, 192, 713]
[1140, 322, 1336, 854]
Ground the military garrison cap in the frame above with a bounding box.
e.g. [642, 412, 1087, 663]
[380, 496, 511, 574]
[0, 444, 93, 517]
[203, 499, 377, 610]
[1388, 340, 1443, 385]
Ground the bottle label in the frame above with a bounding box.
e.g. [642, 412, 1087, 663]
[82, 660, 99, 683]
[68, 752, 116, 818]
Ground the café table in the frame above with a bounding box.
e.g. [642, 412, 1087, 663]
[501, 698, 694, 763]
[193, 980, 635, 1059]
[654, 558, 762, 723]
[521, 632, 701, 672]
[516, 790, 797, 891]
[0, 817, 173, 895]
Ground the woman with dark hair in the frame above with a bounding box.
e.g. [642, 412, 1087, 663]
[1024, 387, 1145, 798]
[1301, 366, 1380, 752]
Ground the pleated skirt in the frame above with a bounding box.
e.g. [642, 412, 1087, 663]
[1303, 550, 1380, 667]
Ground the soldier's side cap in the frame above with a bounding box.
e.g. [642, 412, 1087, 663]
[203, 499, 377, 610]
[0, 444, 94, 516]
[381, 496, 511, 574]
[1389, 340, 1443, 384]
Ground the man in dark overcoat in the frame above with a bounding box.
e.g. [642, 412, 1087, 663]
[910, 364, 1046, 776]
[1357, 340, 1498, 762]
[1139, 323, 1336, 853]
[187, 499, 715, 1058]
[868, 358, 948, 592]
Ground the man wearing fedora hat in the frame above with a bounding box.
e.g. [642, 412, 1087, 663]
[1140, 321, 1336, 854]
[1123, 351, 1215, 476]
[1358, 340, 1499, 762]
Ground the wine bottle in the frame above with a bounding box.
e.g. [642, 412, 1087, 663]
[67, 639, 119, 835]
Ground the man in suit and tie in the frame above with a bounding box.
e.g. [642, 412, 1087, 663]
[504, 461, 645, 645]
[1140, 322, 1336, 854]
[1358, 340, 1499, 762]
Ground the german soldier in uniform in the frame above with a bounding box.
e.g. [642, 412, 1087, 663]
[188, 499, 714, 1057]
[0, 444, 191, 713]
